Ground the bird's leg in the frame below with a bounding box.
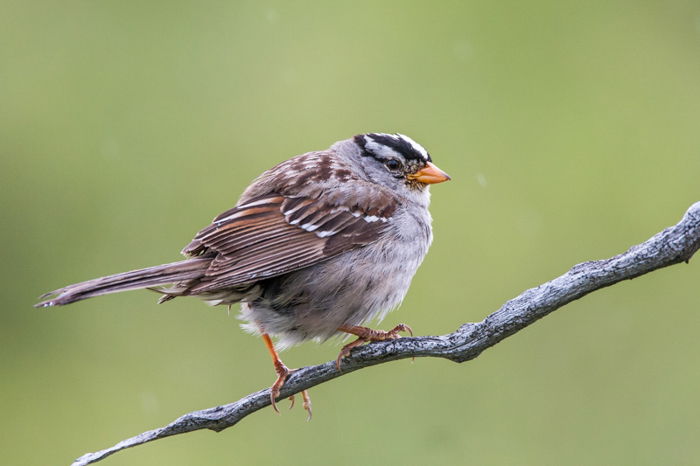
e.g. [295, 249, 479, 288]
[261, 333, 312, 419]
[261, 333, 290, 413]
[335, 323, 413, 370]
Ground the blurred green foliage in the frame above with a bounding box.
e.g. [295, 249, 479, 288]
[2, 1, 700, 465]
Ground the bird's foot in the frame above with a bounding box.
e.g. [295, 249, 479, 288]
[336, 323, 413, 370]
[262, 333, 312, 420]
[269, 360, 312, 420]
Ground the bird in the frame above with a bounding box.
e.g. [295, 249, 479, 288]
[36, 132, 451, 418]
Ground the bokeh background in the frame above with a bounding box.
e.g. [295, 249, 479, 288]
[2, 1, 700, 465]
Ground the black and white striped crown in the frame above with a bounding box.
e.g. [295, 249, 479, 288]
[354, 133, 431, 163]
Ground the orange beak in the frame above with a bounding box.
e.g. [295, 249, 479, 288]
[407, 161, 451, 184]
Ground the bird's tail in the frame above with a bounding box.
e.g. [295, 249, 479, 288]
[35, 258, 211, 307]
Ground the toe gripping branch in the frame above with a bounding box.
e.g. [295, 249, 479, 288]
[261, 333, 312, 420]
[335, 323, 413, 370]
[259, 323, 412, 419]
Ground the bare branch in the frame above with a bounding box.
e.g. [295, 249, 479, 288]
[72, 202, 700, 466]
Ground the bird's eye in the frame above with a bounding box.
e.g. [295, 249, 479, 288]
[384, 160, 401, 170]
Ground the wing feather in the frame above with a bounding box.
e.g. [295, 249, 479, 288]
[182, 191, 396, 294]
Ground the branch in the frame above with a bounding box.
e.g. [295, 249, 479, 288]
[72, 202, 700, 466]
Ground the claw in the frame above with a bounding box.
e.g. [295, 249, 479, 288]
[261, 333, 312, 419]
[302, 390, 312, 421]
[335, 323, 415, 371]
[336, 338, 367, 370]
[395, 323, 413, 337]
[269, 363, 290, 414]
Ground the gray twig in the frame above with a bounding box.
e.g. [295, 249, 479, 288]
[72, 202, 700, 466]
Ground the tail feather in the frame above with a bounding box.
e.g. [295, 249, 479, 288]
[36, 258, 211, 307]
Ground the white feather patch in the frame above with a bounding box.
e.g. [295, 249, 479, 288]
[300, 222, 320, 232]
[395, 133, 429, 160]
[214, 210, 249, 225]
[364, 133, 429, 161]
[237, 198, 276, 209]
[282, 202, 310, 216]
[364, 137, 401, 159]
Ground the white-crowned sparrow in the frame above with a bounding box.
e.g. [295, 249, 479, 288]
[36, 133, 450, 417]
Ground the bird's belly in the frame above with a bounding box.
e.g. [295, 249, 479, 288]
[240, 237, 429, 349]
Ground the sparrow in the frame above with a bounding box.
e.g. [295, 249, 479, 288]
[36, 132, 451, 418]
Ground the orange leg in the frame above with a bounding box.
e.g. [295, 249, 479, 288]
[261, 333, 312, 419]
[335, 323, 413, 370]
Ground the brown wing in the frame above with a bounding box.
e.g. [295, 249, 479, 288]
[182, 193, 396, 293]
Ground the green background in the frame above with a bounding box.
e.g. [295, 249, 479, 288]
[2, 1, 699, 465]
